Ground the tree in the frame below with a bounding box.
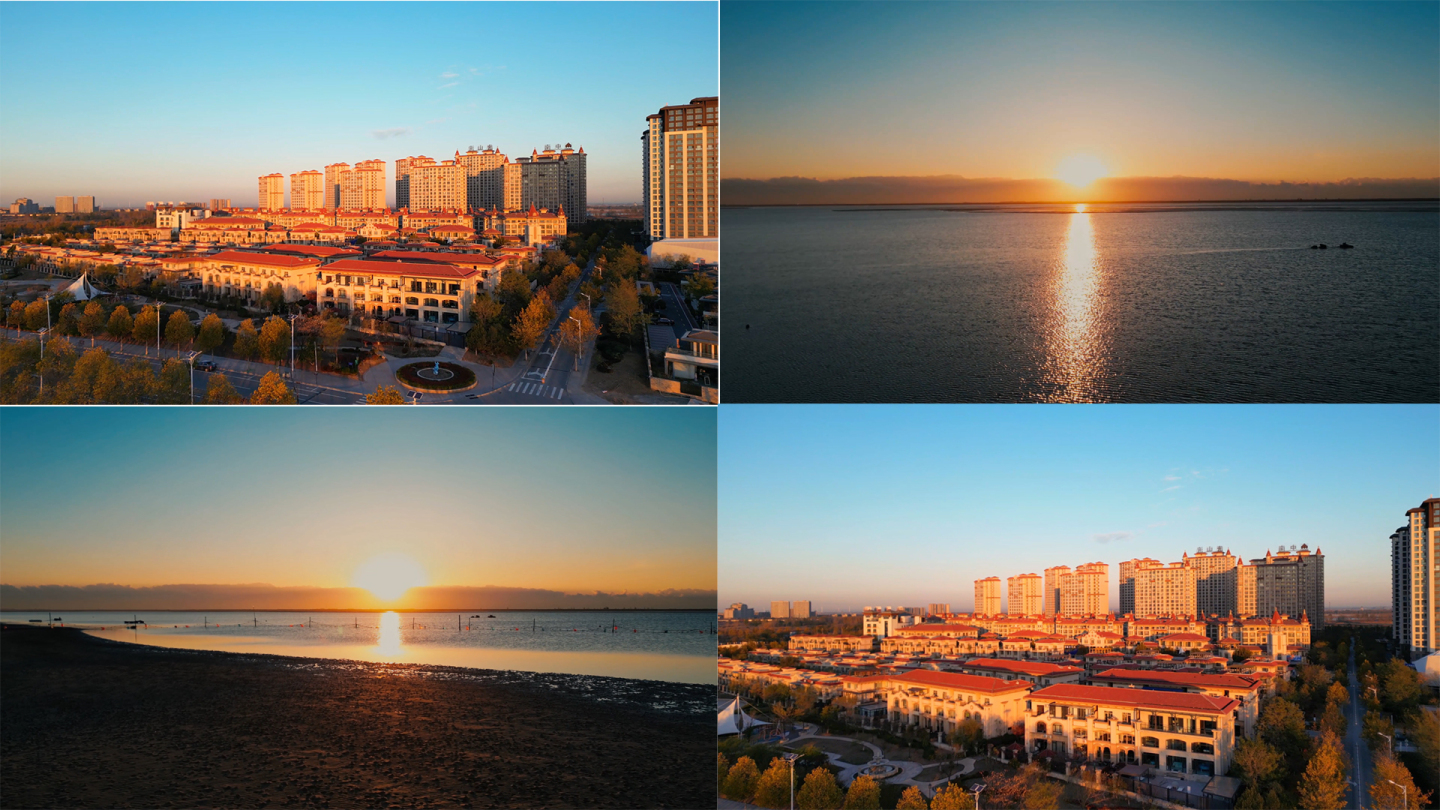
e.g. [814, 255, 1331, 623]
[156, 358, 190, 404]
[470, 291, 503, 326]
[233, 319, 259, 361]
[7, 300, 26, 328]
[511, 294, 551, 358]
[1021, 778, 1063, 810]
[203, 373, 242, 404]
[1296, 730, 1348, 810]
[605, 281, 643, 338]
[1232, 736, 1283, 788]
[723, 756, 760, 803]
[106, 305, 132, 342]
[196, 313, 226, 355]
[52, 348, 120, 404]
[1258, 697, 1309, 767]
[895, 786, 929, 810]
[558, 306, 599, 369]
[929, 783, 975, 810]
[1370, 752, 1431, 810]
[1380, 659, 1424, 714]
[318, 315, 347, 365]
[79, 301, 105, 342]
[260, 282, 286, 313]
[754, 758, 792, 809]
[1411, 706, 1440, 782]
[1320, 682, 1348, 737]
[366, 385, 405, 404]
[949, 717, 985, 755]
[718, 753, 730, 795]
[842, 775, 881, 810]
[682, 272, 716, 300]
[796, 767, 843, 810]
[1231, 647, 1255, 663]
[24, 299, 47, 330]
[56, 303, 80, 335]
[165, 309, 194, 349]
[258, 315, 290, 365]
[249, 371, 296, 404]
[131, 305, 160, 349]
[115, 358, 157, 403]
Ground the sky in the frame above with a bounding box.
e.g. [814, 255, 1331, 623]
[0, 2, 718, 208]
[0, 408, 717, 609]
[723, 1, 1439, 203]
[719, 405, 1438, 612]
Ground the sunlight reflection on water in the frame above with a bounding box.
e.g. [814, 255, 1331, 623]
[1042, 207, 1106, 401]
[375, 610, 402, 656]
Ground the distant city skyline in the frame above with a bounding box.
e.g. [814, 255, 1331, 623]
[718, 405, 1438, 612]
[0, 2, 717, 207]
[723, 2, 1438, 202]
[0, 408, 717, 609]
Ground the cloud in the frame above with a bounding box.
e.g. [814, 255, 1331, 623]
[1160, 485, 1182, 492]
[440, 71, 458, 79]
[372, 128, 411, 140]
[1093, 531, 1133, 544]
[1163, 474, 1181, 481]
[439, 82, 458, 89]
[425, 117, 449, 125]
[0, 583, 718, 611]
[721, 174, 1440, 206]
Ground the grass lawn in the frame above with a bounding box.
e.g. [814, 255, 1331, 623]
[793, 738, 875, 766]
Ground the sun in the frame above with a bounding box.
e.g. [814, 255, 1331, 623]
[351, 553, 429, 602]
[1055, 155, 1109, 189]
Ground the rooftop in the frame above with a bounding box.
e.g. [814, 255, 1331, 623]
[1029, 684, 1239, 714]
[324, 258, 477, 279]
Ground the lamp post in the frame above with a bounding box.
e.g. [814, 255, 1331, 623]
[783, 752, 799, 810]
[1387, 779, 1407, 810]
[567, 315, 581, 370]
[971, 781, 987, 810]
[1378, 731, 1393, 755]
[186, 350, 201, 403]
[36, 326, 49, 396]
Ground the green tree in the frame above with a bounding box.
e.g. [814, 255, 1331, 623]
[156, 358, 190, 404]
[116, 357, 157, 403]
[196, 313, 226, 355]
[203, 373, 242, 404]
[1258, 697, 1309, 767]
[249, 371, 296, 404]
[842, 774, 881, 810]
[1370, 752, 1431, 810]
[258, 315, 290, 365]
[1232, 736, 1283, 788]
[949, 717, 985, 755]
[260, 282, 286, 313]
[895, 786, 929, 810]
[106, 305, 132, 342]
[723, 756, 760, 803]
[558, 306, 599, 369]
[1411, 706, 1440, 782]
[366, 385, 406, 404]
[24, 299, 47, 330]
[233, 319, 259, 361]
[605, 281, 643, 338]
[470, 291, 503, 326]
[79, 301, 105, 342]
[796, 767, 843, 810]
[682, 272, 716, 300]
[718, 753, 730, 795]
[318, 315, 346, 365]
[754, 758, 792, 809]
[929, 783, 975, 810]
[165, 309, 194, 349]
[52, 348, 120, 404]
[7, 300, 26, 328]
[1380, 659, 1424, 714]
[56, 303, 80, 335]
[511, 294, 551, 358]
[131, 305, 160, 349]
[1297, 730, 1348, 810]
[1232, 647, 1255, 663]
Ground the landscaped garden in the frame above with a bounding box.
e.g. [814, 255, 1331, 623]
[395, 360, 476, 392]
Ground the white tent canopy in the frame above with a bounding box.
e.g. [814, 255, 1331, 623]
[62, 272, 108, 302]
[718, 696, 770, 736]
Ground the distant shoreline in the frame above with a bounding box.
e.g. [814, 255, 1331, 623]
[722, 197, 1440, 207]
[1, 607, 716, 614]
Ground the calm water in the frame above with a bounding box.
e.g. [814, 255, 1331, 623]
[0, 610, 716, 684]
[725, 202, 1440, 402]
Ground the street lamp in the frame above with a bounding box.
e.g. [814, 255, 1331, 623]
[971, 781, 987, 810]
[567, 315, 581, 370]
[186, 350, 202, 404]
[1387, 779, 1408, 810]
[36, 326, 50, 396]
[1378, 732, 1393, 755]
[783, 752, 799, 810]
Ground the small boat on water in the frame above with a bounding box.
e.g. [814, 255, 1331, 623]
[1337, 242, 1354, 249]
[487, 614, 497, 618]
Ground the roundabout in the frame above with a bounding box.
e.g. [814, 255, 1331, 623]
[395, 361, 477, 393]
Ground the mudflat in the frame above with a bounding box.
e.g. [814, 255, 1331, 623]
[0, 624, 711, 809]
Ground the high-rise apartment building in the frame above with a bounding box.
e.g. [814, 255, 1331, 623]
[9, 199, 39, 214]
[1186, 549, 1240, 617]
[455, 147, 518, 211]
[1007, 573, 1044, 615]
[514, 145, 586, 221]
[1237, 563, 1257, 617]
[209, 199, 231, 211]
[1118, 558, 1159, 615]
[396, 156, 464, 211]
[1132, 559, 1198, 616]
[290, 170, 326, 211]
[324, 163, 350, 210]
[974, 577, 1002, 616]
[1252, 546, 1325, 631]
[1060, 562, 1109, 616]
[55, 196, 75, 213]
[1043, 566, 1071, 616]
[927, 603, 951, 616]
[642, 96, 718, 240]
[771, 601, 791, 619]
[258, 174, 286, 210]
[723, 603, 755, 620]
[340, 160, 387, 210]
[792, 600, 812, 619]
[74, 196, 95, 213]
[1392, 498, 1438, 658]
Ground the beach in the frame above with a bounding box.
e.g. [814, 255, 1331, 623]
[0, 624, 711, 809]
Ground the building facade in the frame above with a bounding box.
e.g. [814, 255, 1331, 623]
[318, 258, 482, 326]
[1119, 558, 1158, 616]
[1008, 573, 1044, 616]
[771, 600, 791, 619]
[290, 170, 326, 211]
[1393, 498, 1439, 658]
[793, 600, 813, 619]
[884, 670, 1031, 738]
[1187, 549, 1241, 617]
[514, 145, 586, 222]
[1133, 560, 1198, 618]
[195, 250, 321, 304]
[324, 163, 350, 210]
[1061, 562, 1109, 616]
[399, 156, 465, 211]
[1252, 546, 1325, 631]
[642, 96, 718, 240]
[455, 147, 516, 211]
[480, 206, 567, 245]
[258, 174, 286, 210]
[55, 196, 75, 214]
[975, 577, 1003, 616]
[75, 196, 95, 213]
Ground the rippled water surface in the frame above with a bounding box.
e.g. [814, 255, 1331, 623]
[0, 610, 716, 683]
[724, 202, 1440, 402]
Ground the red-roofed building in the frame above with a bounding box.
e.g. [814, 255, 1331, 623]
[1089, 668, 1262, 736]
[317, 258, 483, 328]
[254, 245, 362, 261]
[480, 205, 567, 246]
[881, 669, 1032, 737]
[957, 658, 1084, 687]
[788, 635, 875, 654]
[1025, 683, 1239, 776]
[193, 250, 323, 304]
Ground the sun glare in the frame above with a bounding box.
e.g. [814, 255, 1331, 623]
[351, 553, 429, 602]
[1055, 155, 1109, 189]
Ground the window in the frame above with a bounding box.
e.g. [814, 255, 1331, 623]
[405, 297, 419, 305]
[1140, 737, 1159, 748]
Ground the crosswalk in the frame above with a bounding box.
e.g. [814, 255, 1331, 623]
[506, 380, 566, 400]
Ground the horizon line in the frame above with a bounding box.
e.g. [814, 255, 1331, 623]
[722, 197, 1440, 207]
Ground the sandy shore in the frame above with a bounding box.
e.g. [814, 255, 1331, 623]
[0, 624, 710, 809]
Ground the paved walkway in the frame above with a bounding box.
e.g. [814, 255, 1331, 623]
[786, 725, 977, 797]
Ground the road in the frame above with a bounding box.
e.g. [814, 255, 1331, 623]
[1346, 636, 1376, 810]
[471, 255, 598, 405]
[657, 280, 698, 341]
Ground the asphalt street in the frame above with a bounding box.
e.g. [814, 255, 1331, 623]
[1346, 637, 1376, 810]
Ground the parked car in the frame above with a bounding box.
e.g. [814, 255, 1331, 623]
[656, 316, 674, 325]
[194, 360, 217, 372]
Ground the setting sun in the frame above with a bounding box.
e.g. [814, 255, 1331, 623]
[1055, 155, 1109, 188]
[351, 553, 429, 602]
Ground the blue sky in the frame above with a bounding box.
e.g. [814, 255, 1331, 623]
[723, 1, 1439, 185]
[719, 405, 1438, 611]
[0, 2, 717, 207]
[0, 408, 717, 594]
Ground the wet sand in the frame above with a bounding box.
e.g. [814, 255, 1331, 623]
[0, 624, 711, 809]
